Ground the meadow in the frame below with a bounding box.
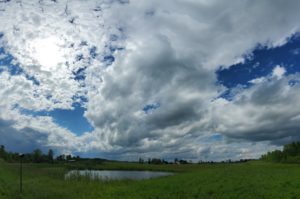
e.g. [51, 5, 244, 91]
[1, 159, 300, 199]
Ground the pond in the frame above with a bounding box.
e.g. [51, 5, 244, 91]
[65, 170, 173, 181]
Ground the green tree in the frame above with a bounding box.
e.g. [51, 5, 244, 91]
[56, 154, 65, 161]
[0, 145, 6, 159]
[283, 142, 300, 156]
[47, 149, 54, 163]
[260, 142, 300, 163]
[33, 149, 43, 163]
[138, 157, 144, 164]
[66, 154, 72, 161]
[75, 155, 80, 161]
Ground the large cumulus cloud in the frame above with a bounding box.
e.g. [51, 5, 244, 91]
[1, 0, 300, 160]
[213, 71, 300, 145]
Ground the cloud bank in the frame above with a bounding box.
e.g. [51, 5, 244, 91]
[1, 0, 300, 160]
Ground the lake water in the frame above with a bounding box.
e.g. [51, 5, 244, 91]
[65, 170, 173, 181]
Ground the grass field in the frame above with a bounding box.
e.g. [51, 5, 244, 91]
[1, 159, 300, 199]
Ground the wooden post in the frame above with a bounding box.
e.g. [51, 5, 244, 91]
[19, 153, 24, 193]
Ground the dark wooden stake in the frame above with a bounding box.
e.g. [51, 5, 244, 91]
[19, 154, 23, 193]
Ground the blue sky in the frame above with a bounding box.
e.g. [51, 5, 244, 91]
[216, 34, 300, 101]
[1, 0, 300, 161]
[217, 34, 300, 89]
[20, 105, 94, 136]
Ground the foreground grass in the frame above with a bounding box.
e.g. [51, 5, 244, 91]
[1, 160, 300, 199]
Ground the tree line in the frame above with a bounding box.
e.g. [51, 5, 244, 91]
[138, 157, 189, 164]
[0, 145, 80, 163]
[261, 141, 300, 163]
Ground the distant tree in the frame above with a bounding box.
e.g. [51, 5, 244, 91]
[0, 145, 6, 159]
[24, 153, 33, 163]
[179, 159, 188, 164]
[283, 142, 300, 157]
[33, 149, 43, 163]
[174, 158, 178, 164]
[138, 157, 144, 164]
[47, 149, 54, 163]
[56, 154, 65, 161]
[162, 159, 169, 164]
[272, 150, 284, 162]
[150, 158, 162, 164]
[75, 155, 80, 161]
[66, 154, 72, 161]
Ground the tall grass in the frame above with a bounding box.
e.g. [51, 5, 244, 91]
[1, 161, 300, 198]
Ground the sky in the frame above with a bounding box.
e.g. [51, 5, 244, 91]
[1, 0, 300, 161]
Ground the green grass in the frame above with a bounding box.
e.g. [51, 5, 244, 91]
[1, 160, 300, 199]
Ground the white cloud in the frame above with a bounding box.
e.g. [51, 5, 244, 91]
[249, 65, 287, 85]
[249, 77, 266, 84]
[213, 73, 300, 145]
[272, 65, 286, 79]
[0, 0, 300, 160]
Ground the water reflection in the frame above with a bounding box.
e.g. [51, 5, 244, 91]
[65, 170, 173, 181]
